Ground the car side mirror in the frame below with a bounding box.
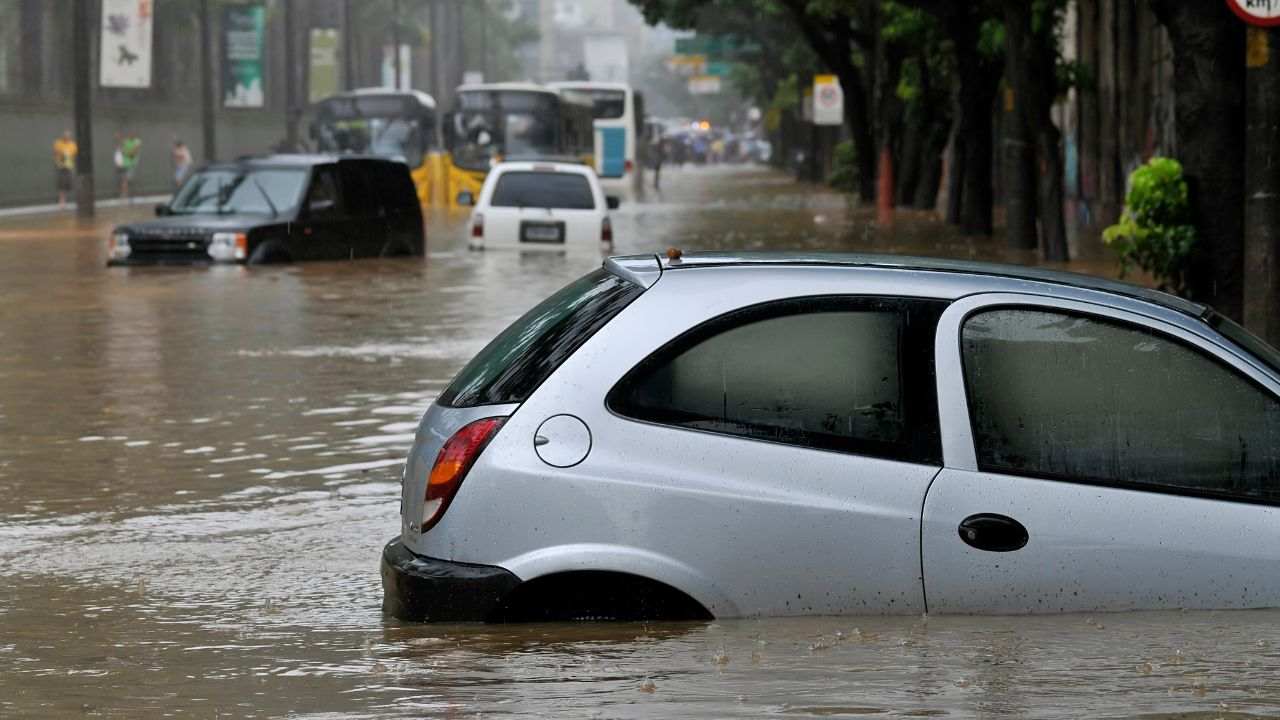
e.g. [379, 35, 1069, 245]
[606, 195, 621, 210]
[155, 203, 171, 216]
[456, 191, 474, 207]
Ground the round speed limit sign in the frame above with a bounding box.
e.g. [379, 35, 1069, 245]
[1228, 0, 1280, 27]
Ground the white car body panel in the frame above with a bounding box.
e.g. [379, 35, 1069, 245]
[466, 161, 610, 251]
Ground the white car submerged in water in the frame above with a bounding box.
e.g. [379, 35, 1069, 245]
[383, 252, 1280, 621]
[459, 161, 617, 252]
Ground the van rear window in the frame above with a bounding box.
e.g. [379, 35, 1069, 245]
[438, 269, 643, 408]
[491, 172, 596, 210]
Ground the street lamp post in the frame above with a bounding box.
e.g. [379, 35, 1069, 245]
[200, 0, 217, 163]
[72, 0, 94, 218]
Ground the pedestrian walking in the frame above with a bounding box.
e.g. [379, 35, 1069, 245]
[52, 130, 77, 209]
[114, 132, 142, 200]
[171, 139, 192, 188]
[650, 136, 666, 191]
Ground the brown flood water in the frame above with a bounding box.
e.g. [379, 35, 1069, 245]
[2, 165, 1277, 718]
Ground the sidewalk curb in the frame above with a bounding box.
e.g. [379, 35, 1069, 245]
[0, 195, 171, 220]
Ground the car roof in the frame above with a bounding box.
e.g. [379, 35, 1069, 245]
[610, 251, 1211, 320]
[316, 87, 437, 109]
[490, 160, 597, 177]
[548, 81, 630, 93]
[457, 81, 555, 95]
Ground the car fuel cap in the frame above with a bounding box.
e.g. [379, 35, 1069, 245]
[533, 415, 592, 468]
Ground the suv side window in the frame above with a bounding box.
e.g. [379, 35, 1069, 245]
[306, 166, 342, 219]
[962, 308, 1280, 501]
[608, 297, 946, 465]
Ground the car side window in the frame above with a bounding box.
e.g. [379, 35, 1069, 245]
[608, 297, 946, 465]
[962, 308, 1280, 501]
[306, 167, 342, 219]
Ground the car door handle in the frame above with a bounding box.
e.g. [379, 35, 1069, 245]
[958, 514, 1029, 552]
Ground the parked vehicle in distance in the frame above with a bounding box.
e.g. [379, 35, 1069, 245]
[383, 252, 1280, 622]
[459, 160, 618, 252]
[107, 154, 424, 266]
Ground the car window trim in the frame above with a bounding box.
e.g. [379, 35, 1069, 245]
[605, 294, 948, 467]
[950, 297, 1280, 506]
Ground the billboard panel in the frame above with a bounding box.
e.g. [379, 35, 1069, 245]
[224, 4, 266, 108]
[99, 0, 154, 88]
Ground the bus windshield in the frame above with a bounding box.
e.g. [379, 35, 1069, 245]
[311, 94, 433, 167]
[451, 91, 559, 170]
[579, 89, 627, 120]
[314, 117, 424, 164]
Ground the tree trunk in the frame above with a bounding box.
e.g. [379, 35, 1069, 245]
[1003, 1, 1040, 250]
[950, 13, 998, 236]
[1149, 0, 1245, 319]
[897, 119, 924, 207]
[1038, 123, 1070, 261]
[915, 130, 945, 210]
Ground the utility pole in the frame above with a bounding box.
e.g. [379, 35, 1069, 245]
[481, 0, 488, 81]
[1245, 23, 1280, 346]
[342, 0, 355, 90]
[200, 0, 217, 163]
[392, 0, 402, 90]
[72, 0, 94, 218]
[284, 0, 299, 149]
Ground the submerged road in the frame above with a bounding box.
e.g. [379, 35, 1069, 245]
[2, 165, 1278, 718]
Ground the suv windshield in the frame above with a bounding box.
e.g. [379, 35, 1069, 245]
[169, 168, 307, 216]
[438, 269, 643, 408]
[491, 171, 595, 210]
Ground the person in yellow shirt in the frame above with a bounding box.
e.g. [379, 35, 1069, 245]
[53, 130, 77, 209]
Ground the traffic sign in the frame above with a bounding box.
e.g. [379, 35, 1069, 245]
[1228, 0, 1280, 27]
[813, 74, 843, 126]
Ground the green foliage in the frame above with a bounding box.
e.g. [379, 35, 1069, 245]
[1103, 157, 1197, 294]
[828, 140, 859, 194]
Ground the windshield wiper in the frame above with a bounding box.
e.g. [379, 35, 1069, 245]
[251, 176, 279, 218]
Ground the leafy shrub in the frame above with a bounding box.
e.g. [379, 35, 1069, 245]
[828, 140, 859, 194]
[1102, 157, 1196, 295]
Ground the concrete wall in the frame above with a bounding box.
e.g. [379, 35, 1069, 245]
[0, 101, 286, 207]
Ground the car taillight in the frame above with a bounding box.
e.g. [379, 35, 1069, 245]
[421, 417, 504, 532]
[471, 213, 484, 238]
[625, 159, 634, 174]
[601, 216, 613, 244]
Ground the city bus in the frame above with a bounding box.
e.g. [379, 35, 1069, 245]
[549, 81, 644, 189]
[445, 82, 594, 207]
[309, 89, 440, 209]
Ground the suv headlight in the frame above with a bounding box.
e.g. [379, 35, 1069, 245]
[208, 232, 248, 262]
[109, 232, 131, 260]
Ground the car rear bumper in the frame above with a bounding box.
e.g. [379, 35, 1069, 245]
[380, 538, 521, 622]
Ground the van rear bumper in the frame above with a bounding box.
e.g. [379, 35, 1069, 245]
[380, 538, 521, 622]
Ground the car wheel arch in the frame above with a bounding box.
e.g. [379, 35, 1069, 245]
[498, 543, 739, 619]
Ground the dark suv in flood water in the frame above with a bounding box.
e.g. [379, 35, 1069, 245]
[107, 154, 424, 266]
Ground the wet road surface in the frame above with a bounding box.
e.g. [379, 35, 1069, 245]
[3, 165, 1278, 718]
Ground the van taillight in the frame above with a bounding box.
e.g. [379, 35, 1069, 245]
[421, 417, 504, 532]
[601, 217, 613, 244]
[471, 213, 484, 238]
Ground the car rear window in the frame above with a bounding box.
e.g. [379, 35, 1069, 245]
[438, 269, 643, 408]
[490, 171, 595, 210]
